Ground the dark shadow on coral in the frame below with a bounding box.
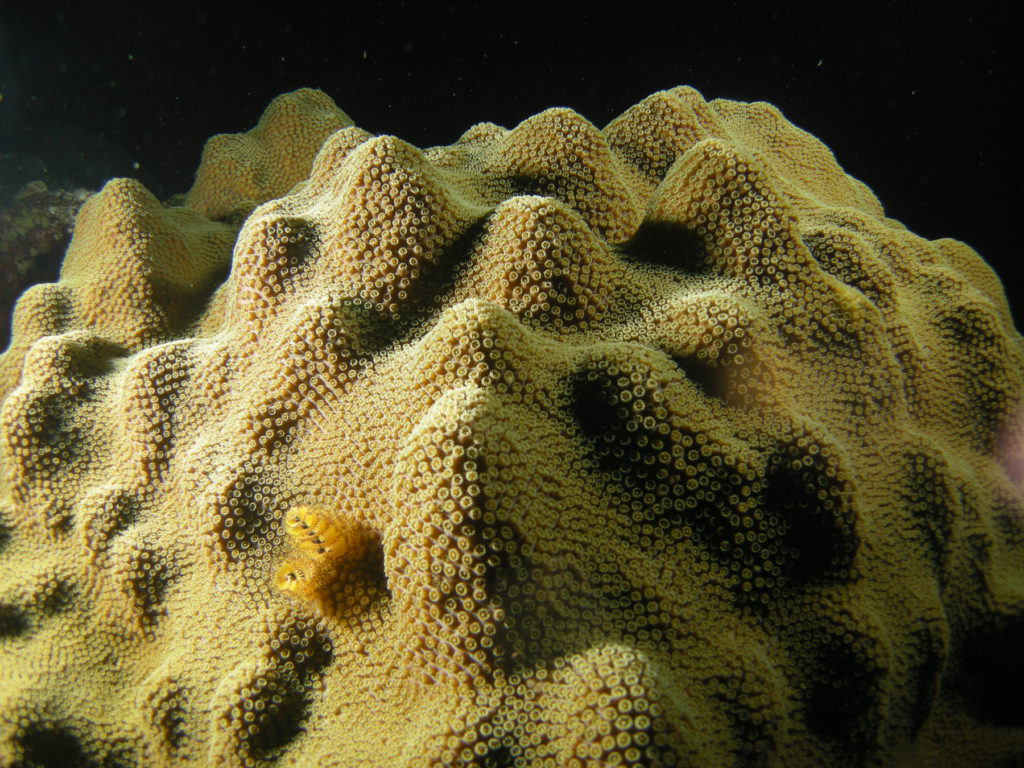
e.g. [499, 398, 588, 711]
[620, 220, 709, 272]
[956, 612, 1024, 727]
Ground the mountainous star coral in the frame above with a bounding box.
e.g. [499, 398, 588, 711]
[0, 86, 1022, 767]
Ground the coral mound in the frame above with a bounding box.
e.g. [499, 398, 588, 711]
[1, 86, 1022, 767]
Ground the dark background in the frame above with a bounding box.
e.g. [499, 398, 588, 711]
[1, 2, 1020, 323]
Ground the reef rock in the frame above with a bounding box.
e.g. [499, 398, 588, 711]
[0, 180, 93, 348]
[0, 86, 1021, 767]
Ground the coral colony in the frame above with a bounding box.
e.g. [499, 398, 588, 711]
[0, 88, 1022, 766]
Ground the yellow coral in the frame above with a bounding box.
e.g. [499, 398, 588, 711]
[185, 88, 354, 222]
[0, 86, 1022, 767]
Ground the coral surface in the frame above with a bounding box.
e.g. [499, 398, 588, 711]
[0, 86, 1022, 767]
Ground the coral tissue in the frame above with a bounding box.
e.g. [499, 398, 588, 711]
[0, 87, 1022, 767]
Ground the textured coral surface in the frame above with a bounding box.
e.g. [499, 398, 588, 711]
[0, 87, 1022, 767]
